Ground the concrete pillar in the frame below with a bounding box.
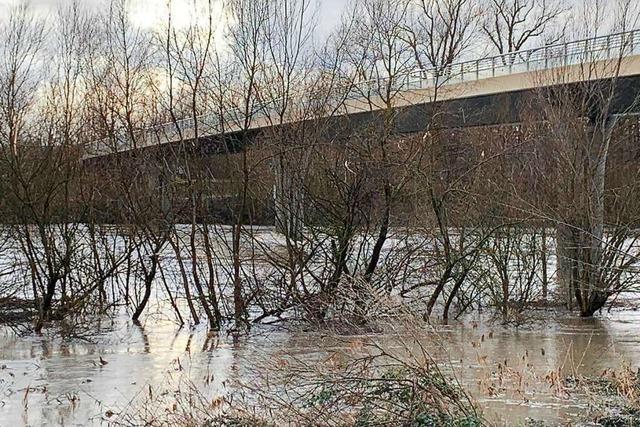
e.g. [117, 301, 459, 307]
[273, 156, 304, 241]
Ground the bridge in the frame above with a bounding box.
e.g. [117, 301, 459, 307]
[85, 29, 640, 160]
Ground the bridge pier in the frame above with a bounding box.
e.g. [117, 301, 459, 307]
[144, 164, 171, 219]
[273, 156, 304, 241]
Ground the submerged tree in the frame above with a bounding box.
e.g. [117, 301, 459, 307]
[531, 1, 640, 316]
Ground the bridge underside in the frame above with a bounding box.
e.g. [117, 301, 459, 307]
[80, 73, 640, 226]
[84, 74, 640, 166]
[341, 74, 640, 137]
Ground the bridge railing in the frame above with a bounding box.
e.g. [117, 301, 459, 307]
[346, 29, 640, 97]
[86, 29, 640, 158]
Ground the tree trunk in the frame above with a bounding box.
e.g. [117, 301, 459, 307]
[132, 254, 159, 322]
[35, 276, 58, 333]
[558, 118, 613, 317]
[442, 272, 466, 323]
[425, 264, 453, 319]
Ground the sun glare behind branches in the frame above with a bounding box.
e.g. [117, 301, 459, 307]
[129, 0, 224, 30]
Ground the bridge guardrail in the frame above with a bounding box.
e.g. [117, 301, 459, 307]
[347, 29, 640, 96]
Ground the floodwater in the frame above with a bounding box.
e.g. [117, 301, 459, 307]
[1, 307, 639, 426]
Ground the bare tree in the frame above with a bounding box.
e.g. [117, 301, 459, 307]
[0, 2, 45, 156]
[85, 0, 168, 323]
[223, 0, 272, 329]
[529, 0, 640, 316]
[158, 0, 225, 329]
[481, 0, 566, 56]
[404, 0, 479, 74]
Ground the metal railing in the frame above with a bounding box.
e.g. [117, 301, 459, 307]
[86, 29, 640, 158]
[346, 29, 640, 96]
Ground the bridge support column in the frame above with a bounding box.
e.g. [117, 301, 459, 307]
[145, 163, 171, 219]
[273, 156, 304, 241]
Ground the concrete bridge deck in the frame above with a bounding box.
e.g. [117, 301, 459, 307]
[84, 29, 640, 160]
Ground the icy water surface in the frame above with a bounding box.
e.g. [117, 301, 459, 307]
[1, 309, 639, 426]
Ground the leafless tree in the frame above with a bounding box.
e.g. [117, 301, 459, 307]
[0, 2, 45, 156]
[223, 0, 273, 329]
[481, 0, 566, 56]
[158, 0, 224, 329]
[527, 0, 640, 316]
[404, 0, 479, 75]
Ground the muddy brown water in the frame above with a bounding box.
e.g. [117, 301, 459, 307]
[1, 308, 639, 426]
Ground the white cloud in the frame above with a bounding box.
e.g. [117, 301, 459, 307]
[0, 0, 348, 32]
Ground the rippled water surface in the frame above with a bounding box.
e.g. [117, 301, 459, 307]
[1, 307, 639, 426]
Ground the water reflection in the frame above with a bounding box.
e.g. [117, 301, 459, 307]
[0, 309, 639, 426]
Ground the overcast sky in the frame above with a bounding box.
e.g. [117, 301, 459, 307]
[0, 0, 348, 35]
[0, 0, 632, 52]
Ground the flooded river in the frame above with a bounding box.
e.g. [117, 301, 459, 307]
[1, 307, 639, 426]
